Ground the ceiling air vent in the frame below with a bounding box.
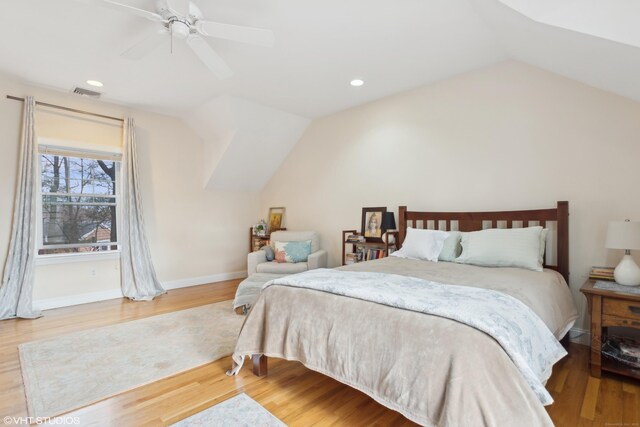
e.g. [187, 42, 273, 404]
[72, 87, 102, 99]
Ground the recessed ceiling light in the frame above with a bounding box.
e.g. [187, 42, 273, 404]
[86, 80, 104, 88]
[350, 79, 364, 87]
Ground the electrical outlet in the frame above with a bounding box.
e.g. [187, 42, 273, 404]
[90, 269, 96, 277]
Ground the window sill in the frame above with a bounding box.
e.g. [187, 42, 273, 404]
[35, 251, 121, 266]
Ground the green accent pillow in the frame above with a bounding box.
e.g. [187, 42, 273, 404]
[439, 231, 463, 262]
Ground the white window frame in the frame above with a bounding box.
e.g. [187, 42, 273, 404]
[35, 139, 123, 261]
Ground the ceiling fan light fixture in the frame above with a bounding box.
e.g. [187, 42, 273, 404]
[170, 20, 191, 39]
[350, 79, 364, 87]
[86, 79, 104, 87]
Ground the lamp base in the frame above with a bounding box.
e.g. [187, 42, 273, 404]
[614, 254, 640, 286]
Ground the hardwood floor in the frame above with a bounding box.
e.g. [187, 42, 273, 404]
[1, 280, 639, 426]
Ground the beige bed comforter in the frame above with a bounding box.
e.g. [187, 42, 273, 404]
[232, 257, 578, 426]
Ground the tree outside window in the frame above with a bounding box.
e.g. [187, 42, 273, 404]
[40, 153, 118, 255]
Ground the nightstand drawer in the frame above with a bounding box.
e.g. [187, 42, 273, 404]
[603, 298, 640, 321]
[602, 314, 640, 328]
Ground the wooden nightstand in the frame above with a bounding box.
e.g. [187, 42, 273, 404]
[580, 280, 640, 380]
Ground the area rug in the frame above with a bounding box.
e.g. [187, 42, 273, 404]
[171, 393, 286, 427]
[19, 300, 244, 419]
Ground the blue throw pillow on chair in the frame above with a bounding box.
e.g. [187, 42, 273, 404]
[262, 245, 275, 261]
[274, 240, 312, 263]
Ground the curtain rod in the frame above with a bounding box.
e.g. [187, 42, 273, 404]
[6, 95, 124, 123]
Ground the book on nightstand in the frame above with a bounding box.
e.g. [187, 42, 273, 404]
[589, 266, 615, 281]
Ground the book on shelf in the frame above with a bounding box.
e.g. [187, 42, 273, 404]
[589, 275, 615, 281]
[591, 266, 614, 275]
[346, 233, 365, 243]
[252, 239, 269, 252]
[364, 248, 385, 261]
[589, 266, 615, 281]
[347, 247, 387, 264]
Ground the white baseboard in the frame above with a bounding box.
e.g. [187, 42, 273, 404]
[33, 271, 246, 311]
[33, 289, 124, 311]
[568, 327, 590, 346]
[162, 271, 246, 290]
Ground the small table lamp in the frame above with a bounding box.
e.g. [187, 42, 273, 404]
[606, 220, 640, 286]
[381, 212, 397, 246]
[381, 212, 397, 233]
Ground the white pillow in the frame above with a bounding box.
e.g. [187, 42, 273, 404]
[455, 226, 544, 271]
[439, 231, 463, 262]
[391, 228, 449, 262]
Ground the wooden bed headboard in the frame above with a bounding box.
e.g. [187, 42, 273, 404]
[398, 201, 569, 282]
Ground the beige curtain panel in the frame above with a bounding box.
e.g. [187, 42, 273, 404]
[120, 118, 165, 300]
[0, 96, 40, 320]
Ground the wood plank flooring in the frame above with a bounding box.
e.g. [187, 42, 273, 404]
[1, 280, 639, 426]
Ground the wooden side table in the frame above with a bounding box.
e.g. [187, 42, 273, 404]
[580, 280, 640, 380]
[248, 227, 287, 253]
[341, 229, 398, 265]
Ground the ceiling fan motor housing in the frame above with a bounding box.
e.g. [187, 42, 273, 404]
[170, 19, 191, 39]
[157, 0, 202, 21]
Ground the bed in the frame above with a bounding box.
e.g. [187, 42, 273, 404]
[229, 202, 578, 426]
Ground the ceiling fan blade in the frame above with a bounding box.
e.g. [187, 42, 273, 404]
[121, 29, 168, 59]
[166, 0, 190, 16]
[195, 21, 275, 47]
[186, 36, 233, 79]
[77, 0, 165, 22]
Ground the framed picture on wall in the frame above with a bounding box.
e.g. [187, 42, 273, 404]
[361, 207, 387, 242]
[268, 207, 286, 232]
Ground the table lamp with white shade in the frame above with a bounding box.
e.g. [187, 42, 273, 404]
[606, 220, 640, 286]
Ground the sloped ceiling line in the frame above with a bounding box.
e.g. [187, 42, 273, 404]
[182, 95, 310, 192]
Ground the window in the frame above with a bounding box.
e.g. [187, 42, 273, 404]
[38, 150, 120, 255]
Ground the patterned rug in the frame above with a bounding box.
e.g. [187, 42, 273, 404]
[171, 393, 286, 427]
[19, 300, 244, 419]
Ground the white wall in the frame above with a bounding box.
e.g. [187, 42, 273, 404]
[0, 75, 257, 306]
[182, 96, 310, 192]
[260, 60, 640, 330]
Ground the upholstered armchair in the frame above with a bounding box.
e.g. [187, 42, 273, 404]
[247, 231, 327, 275]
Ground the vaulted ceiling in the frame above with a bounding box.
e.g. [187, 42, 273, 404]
[2, 0, 639, 190]
[0, 0, 504, 118]
[475, 0, 640, 107]
[3, 0, 639, 118]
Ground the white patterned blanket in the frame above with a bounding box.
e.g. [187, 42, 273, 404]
[261, 268, 566, 404]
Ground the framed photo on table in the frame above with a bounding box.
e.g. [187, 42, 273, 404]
[268, 207, 286, 232]
[361, 207, 387, 242]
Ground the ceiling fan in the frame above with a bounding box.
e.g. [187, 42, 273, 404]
[80, 0, 275, 79]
